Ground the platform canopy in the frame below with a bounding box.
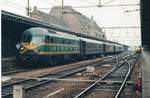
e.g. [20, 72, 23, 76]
[141, 0, 150, 50]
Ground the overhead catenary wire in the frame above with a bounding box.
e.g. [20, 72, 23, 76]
[1, 0, 26, 11]
[38, 4, 139, 9]
[81, 0, 97, 5]
[2, 0, 26, 8]
[80, 0, 117, 7]
[1, 0, 26, 9]
[37, 0, 139, 9]
[102, 26, 140, 29]
[42, 0, 58, 5]
[102, 0, 116, 5]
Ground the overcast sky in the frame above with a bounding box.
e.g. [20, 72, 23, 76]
[1, 0, 141, 47]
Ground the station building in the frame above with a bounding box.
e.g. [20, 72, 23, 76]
[31, 6, 106, 40]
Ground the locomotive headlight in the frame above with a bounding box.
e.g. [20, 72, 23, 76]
[37, 48, 41, 52]
[21, 47, 24, 50]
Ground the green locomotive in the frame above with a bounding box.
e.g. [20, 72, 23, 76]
[18, 27, 80, 65]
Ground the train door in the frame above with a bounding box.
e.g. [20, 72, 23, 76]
[114, 45, 116, 53]
[80, 40, 86, 56]
[103, 44, 106, 55]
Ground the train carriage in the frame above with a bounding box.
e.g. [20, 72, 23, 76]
[80, 37, 104, 57]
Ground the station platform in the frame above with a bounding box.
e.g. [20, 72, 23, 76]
[141, 51, 150, 98]
[2, 57, 16, 62]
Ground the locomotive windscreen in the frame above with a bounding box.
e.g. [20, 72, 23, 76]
[21, 32, 32, 43]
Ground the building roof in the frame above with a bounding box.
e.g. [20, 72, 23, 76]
[31, 7, 68, 28]
[31, 6, 106, 40]
[50, 6, 106, 39]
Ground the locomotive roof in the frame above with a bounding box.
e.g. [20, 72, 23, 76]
[23, 27, 79, 40]
[80, 37, 124, 46]
[80, 37, 103, 44]
[23, 27, 126, 47]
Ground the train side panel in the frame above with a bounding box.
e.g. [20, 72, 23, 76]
[104, 43, 114, 54]
[114, 45, 120, 53]
[85, 42, 103, 55]
[80, 38, 104, 57]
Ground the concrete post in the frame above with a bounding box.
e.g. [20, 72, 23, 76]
[13, 85, 25, 98]
[86, 66, 95, 73]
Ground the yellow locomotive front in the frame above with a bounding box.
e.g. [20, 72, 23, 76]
[16, 28, 45, 65]
[16, 27, 80, 65]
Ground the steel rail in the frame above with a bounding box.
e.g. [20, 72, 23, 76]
[74, 54, 136, 98]
[115, 55, 138, 98]
[2, 56, 115, 88]
[2, 69, 30, 75]
[74, 56, 123, 98]
[2, 57, 116, 98]
[2, 53, 131, 98]
[115, 59, 131, 98]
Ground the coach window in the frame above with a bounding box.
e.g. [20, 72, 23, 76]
[65, 39, 68, 44]
[45, 36, 50, 43]
[53, 46, 56, 51]
[53, 37, 57, 43]
[51, 37, 54, 43]
[59, 38, 63, 44]
[69, 40, 71, 44]
[64, 39, 67, 44]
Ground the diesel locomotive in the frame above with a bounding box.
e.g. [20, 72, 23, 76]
[16, 27, 126, 65]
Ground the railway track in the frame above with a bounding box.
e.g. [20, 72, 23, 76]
[1, 57, 30, 75]
[1, 52, 130, 75]
[2, 59, 101, 76]
[74, 54, 138, 98]
[2, 55, 117, 98]
[2, 68, 31, 75]
[2, 57, 111, 76]
[2, 52, 134, 98]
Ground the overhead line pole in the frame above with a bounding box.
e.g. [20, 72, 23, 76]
[98, 0, 101, 7]
[102, 27, 141, 29]
[26, 0, 31, 17]
[62, 0, 64, 15]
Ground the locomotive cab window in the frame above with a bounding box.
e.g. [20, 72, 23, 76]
[45, 36, 50, 43]
[51, 37, 54, 43]
[32, 36, 44, 44]
[21, 33, 32, 43]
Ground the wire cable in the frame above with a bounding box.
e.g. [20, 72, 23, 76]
[81, 0, 97, 5]
[38, 4, 139, 10]
[1, 0, 26, 11]
[42, 0, 58, 5]
[102, 0, 116, 5]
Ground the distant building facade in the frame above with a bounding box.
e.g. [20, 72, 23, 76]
[31, 6, 106, 40]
